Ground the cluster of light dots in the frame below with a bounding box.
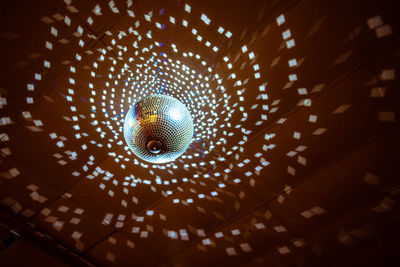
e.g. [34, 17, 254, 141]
[0, 0, 396, 261]
[2, 1, 342, 259]
[23, 2, 290, 196]
[2, 0, 356, 259]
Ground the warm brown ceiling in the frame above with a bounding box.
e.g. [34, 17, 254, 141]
[0, 0, 399, 266]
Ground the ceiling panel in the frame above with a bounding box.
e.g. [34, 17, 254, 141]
[31, 196, 115, 253]
[303, 196, 400, 266]
[84, 232, 162, 267]
[119, 163, 262, 258]
[337, 0, 399, 57]
[0, 0, 399, 266]
[168, 206, 295, 267]
[268, 128, 400, 236]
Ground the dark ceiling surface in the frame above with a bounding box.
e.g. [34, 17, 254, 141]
[0, 0, 399, 266]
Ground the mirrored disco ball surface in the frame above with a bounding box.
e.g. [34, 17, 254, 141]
[124, 95, 194, 163]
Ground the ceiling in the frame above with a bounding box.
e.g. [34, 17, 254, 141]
[0, 0, 399, 266]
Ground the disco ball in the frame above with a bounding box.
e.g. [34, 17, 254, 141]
[123, 95, 194, 163]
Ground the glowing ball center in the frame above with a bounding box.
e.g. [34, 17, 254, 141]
[124, 95, 194, 163]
